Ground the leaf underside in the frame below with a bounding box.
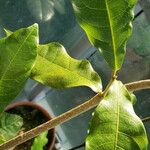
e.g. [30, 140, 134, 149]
[30, 42, 102, 93]
[86, 80, 148, 150]
[0, 24, 38, 115]
[72, 0, 137, 70]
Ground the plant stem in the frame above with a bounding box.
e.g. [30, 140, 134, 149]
[142, 116, 150, 123]
[125, 79, 150, 92]
[102, 70, 117, 97]
[0, 79, 150, 150]
[0, 93, 103, 150]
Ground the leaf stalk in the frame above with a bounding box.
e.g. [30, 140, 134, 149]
[0, 79, 150, 150]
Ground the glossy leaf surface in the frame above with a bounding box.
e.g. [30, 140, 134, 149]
[0, 112, 23, 144]
[0, 24, 38, 115]
[86, 80, 148, 150]
[31, 131, 48, 150]
[72, 0, 136, 70]
[30, 42, 102, 92]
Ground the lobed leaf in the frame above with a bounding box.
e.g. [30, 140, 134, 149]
[0, 24, 38, 115]
[30, 42, 102, 93]
[72, 0, 137, 70]
[86, 80, 148, 150]
[0, 112, 23, 144]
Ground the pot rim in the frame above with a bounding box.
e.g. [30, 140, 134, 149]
[6, 101, 55, 150]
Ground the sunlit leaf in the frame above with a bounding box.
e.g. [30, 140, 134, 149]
[30, 42, 102, 92]
[72, 0, 137, 70]
[0, 24, 38, 115]
[86, 80, 148, 150]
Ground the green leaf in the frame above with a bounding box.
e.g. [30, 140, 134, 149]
[0, 24, 38, 115]
[72, 0, 137, 70]
[86, 80, 148, 150]
[31, 131, 48, 150]
[30, 42, 102, 93]
[4, 29, 13, 37]
[0, 112, 23, 144]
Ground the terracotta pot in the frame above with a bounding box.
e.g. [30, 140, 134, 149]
[6, 101, 55, 150]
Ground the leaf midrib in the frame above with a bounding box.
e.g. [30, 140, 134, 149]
[0, 28, 35, 82]
[115, 98, 120, 150]
[104, 0, 117, 70]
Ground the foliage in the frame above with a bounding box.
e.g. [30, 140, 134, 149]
[0, 24, 38, 115]
[72, 0, 136, 70]
[30, 42, 102, 93]
[0, 0, 149, 150]
[0, 112, 23, 144]
[0, 16, 102, 148]
[86, 80, 148, 150]
[71, 0, 149, 149]
[0, 24, 101, 115]
[31, 131, 48, 150]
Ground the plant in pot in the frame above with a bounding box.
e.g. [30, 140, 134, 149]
[0, 26, 57, 150]
[0, 0, 150, 150]
[5, 101, 55, 150]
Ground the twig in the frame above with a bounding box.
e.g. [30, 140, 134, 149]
[125, 79, 150, 92]
[0, 79, 150, 150]
[0, 93, 103, 150]
[102, 70, 117, 97]
[142, 116, 150, 123]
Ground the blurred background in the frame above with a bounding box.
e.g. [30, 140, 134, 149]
[0, 0, 149, 149]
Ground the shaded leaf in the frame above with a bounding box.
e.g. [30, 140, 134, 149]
[86, 80, 148, 150]
[72, 0, 136, 70]
[30, 42, 102, 93]
[31, 131, 48, 150]
[0, 112, 23, 144]
[0, 24, 38, 115]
